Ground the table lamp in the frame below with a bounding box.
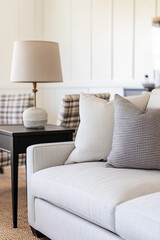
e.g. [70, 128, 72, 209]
[10, 41, 63, 128]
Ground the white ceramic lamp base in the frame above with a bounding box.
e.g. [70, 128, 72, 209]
[23, 107, 48, 128]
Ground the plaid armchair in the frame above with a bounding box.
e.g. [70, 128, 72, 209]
[0, 93, 34, 169]
[57, 93, 110, 140]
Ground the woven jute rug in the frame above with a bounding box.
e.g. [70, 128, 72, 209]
[0, 166, 48, 240]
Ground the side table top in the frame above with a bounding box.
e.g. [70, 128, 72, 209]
[0, 124, 75, 136]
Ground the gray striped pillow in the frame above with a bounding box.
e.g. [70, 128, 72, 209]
[107, 94, 160, 170]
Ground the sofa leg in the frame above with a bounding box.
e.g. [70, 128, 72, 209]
[0, 167, 4, 174]
[30, 226, 46, 238]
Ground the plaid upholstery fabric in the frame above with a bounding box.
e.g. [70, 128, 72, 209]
[57, 93, 110, 140]
[0, 93, 34, 167]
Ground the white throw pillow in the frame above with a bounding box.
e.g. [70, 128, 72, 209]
[147, 89, 160, 109]
[65, 92, 150, 164]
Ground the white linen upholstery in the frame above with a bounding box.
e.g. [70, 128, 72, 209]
[57, 93, 110, 140]
[35, 199, 122, 240]
[116, 192, 160, 240]
[27, 141, 75, 227]
[126, 91, 150, 108]
[147, 89, 160, 109]
[27, 141, 75, 173]
[66, 92, 150, 164]
[150, 89, 160, 94]
[31, 161, 160, 233]
[27, 92, 156, 240]
[65, 93, 111, 163]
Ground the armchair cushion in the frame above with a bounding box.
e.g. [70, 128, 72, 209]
[0, 93, 33, 167]
[0, 93, 33, 124]
[0, 152, 26, 167]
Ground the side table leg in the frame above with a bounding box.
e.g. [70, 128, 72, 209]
[11, 150, 18, 228]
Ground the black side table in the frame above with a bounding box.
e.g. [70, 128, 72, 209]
[0, 124, 74, 228]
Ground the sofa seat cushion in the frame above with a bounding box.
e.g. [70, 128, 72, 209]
[116, 192, 160, 240]
[31, 162, 160, 233]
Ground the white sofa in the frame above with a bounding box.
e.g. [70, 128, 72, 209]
[27, 92, 160, 240]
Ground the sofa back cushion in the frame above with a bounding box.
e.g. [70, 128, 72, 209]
[147, 89, 160, 109]
[57, 93, 110, 140]
[65, 92, 150, 164]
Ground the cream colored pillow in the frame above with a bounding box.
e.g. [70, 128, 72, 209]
[147, 89, 160, 109]
[65, 92, 150, 164]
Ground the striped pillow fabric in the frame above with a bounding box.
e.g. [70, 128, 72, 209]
[107, 94, 160, 170]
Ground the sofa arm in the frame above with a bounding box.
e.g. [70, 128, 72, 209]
[27, 141, 75, 228]
[27, 141, 75, 173]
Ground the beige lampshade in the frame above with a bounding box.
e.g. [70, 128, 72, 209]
[10, 41, 63, 83]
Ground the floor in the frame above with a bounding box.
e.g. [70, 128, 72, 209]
[0, 166, 48, 240]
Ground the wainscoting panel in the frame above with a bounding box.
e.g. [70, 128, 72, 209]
[0, 0, 43, 83]
[1, 0, 157, 86]
[50, 0, 71, 83]
[134, 0, 155, 81]
[92, 0, 112, 81]
[43, 0, 52, 40]
[19, 0, 43, 40]
[0, 0, 17, 83]
[71, 0, 91, 82]
[0, 0, 158, 124]
[42, 0, 158, 85]
[157, 0, 160, 16]
[113, 0, 134, 80]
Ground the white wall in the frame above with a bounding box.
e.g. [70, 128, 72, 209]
[0, 0, 43, 83]
[43, 0, 157, 85]
[41, 0, 158, 123]
[0, 0, 158, 123]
